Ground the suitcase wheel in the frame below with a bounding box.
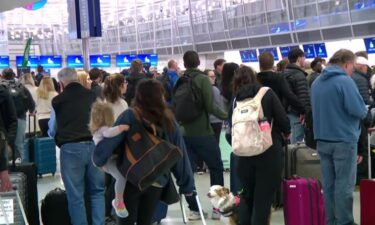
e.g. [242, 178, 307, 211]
[38, 174, 43, 178]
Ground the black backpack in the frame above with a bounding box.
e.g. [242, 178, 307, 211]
[172, 72, 203, 123]
[1, 81, 28, 118]
[41, 188, 71, 225]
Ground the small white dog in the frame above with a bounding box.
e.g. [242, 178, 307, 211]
[207, 185, 239, 225]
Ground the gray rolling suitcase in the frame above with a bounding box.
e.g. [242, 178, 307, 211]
[9, 173, 27, 213]
[287, 142, 322, 180]
[0, 191, 28, 225]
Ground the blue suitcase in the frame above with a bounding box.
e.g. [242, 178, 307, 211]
[32, 137, 56, 177]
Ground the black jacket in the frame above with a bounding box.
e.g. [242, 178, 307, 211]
[258, 71, 305, 114]
[283, 64, 311, 113]
[229, 84, 291, 143]
[124, 72, 148, 105]
[352, 69, 372, 106]
[52, 82, 96, 147]
[0, 79, 35, 119]
[0, 86, 17, 171]
[308, 72, 320, 88]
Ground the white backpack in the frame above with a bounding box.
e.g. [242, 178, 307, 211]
[231, 87, 273, 157]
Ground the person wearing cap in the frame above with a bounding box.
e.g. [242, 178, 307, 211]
[352, 56, 373, 106]
[352, 56, 374, 184]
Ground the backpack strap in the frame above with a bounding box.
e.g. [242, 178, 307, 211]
[254, 87, 269, 119]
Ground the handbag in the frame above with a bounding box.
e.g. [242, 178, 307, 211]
[118, 109, 183, 192]
[160, 175, 180, 205]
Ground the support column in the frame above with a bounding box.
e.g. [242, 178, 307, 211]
[82, 37, 90, 71]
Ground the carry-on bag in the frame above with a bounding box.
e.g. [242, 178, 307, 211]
[283, 144, 325, 225]
[287, 142, 321, 180]
[360, 128, 375, 225]
[41, 188, 71, 225]
[24, 115, 56, 177]
[117, 109, 183, 192]
[0, 191, 28, 225]
[9, 146, 40, 225]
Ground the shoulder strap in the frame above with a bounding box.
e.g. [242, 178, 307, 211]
[254, 87, 269, 102]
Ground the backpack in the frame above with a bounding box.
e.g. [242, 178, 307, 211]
[157, 72, 172, 103]
[172, 72, 203, 123]
[231, 87, 273, 157]
[1, 81, 28, 117]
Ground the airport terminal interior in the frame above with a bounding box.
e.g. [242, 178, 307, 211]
[0, 0, 375, 225]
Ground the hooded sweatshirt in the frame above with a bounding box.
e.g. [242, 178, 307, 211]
[311, 65, 367, 143]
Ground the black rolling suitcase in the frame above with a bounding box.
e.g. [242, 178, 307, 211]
[41, 188, 71, 225]
[9, 145, 40, 225]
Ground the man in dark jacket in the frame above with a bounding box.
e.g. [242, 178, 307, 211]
[308, 57, 323, 88]
[258, 52, 305, 116]
[0, 86, 17, 192]
[1, 68, 35, 162]
[124, 59, 148, 105]
[213, 59, 225, 90]
[52, 68, 104, 225]
[284, 48, 311, 144]
[89, 68, 103, 100]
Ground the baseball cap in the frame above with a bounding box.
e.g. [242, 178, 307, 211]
[356, 56, 371, 67]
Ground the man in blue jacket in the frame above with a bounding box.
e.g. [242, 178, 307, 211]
[311, 49, 367, 225]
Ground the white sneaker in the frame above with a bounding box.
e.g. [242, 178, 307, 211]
[188, 210, 208, 221]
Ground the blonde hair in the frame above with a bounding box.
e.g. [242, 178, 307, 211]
[89, 101, 115, 134]
[37, 77, 56, 100]
[77, 71, 90, 89]
[20, 73, 36, 87]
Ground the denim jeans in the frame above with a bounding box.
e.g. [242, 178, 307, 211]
[15, 119, 27, 162]
[184, 135, 224, 186]
[287, 112, 304, 144]
[317, 141, 357, 225]
[60, 142, 105, 225]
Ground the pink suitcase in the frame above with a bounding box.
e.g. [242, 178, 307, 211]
[283, 145, 325, 225]
[360, 128, 375, 225]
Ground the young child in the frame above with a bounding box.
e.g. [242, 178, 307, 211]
[89, 101, 129, 218]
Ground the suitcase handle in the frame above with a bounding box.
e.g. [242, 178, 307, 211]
[284, 143, 288, 179]
[28, 114, 37, 137]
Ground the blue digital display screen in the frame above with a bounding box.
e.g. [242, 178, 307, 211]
[294, 19, 307, 29]
[303, 44, 316, 58]
[137, 54, 158, 67]
[116, 54, 136, 68]
[258, 48, 279, 61]
[240, 50, 258, 63]
[89, 55, 111, 68]
[279, 46, 300, 58]
[0, 56, 10, 69]
[353, 0, 375, 10]
[67, 55, 84, 68]
[364, 37, 375, 54]
[269, 23, 289, 34]
[16, 56, 40, 68]
[40, 55, 62, 68]
[313, 43, 328, 58]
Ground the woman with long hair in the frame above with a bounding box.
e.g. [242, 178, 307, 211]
[103, 74, 128, 120]
[93, 79, 185, 225]
[36, 77, 58, 137]
[77, 71, 92, 90]
[20, 73, 37, 103]
[230, 66, 290, 225]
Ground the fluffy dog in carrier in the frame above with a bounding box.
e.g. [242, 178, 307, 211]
[207, 185, 240, 225]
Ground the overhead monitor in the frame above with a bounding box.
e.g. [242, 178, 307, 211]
[137, 54, 158, 67]
[89, 55, 111, 68]
[364, 37, 375, 54]
[67, 55, 84, 68]
[116, 54, 136, 67]
[279, 45, 300, 58]
[258, 48, 279, 61]
[302, 44, 316, 58]
[269, 23, 289, 34]
[0, 56, 10, 69]
[16, 56, 40, 68]
[40, 55, 62, 68]
[313, 43, 328, 58]
[240, 50, 258, 63]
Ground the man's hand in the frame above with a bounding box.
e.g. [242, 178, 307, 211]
[357, 155, 363, 164]
[0, 170, 12, 192]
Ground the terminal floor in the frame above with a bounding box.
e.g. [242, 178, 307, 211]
[37, 150, 361, 225]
